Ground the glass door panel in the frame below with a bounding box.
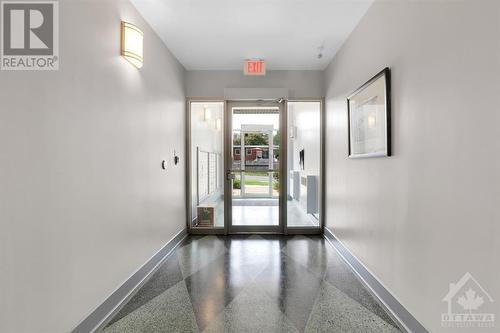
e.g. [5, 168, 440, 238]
[227, 102, 282, 231]
[188, 101, 225, 230]
[286, 101, 322, 229]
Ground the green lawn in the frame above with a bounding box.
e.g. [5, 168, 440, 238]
[244, 172, 268, 176]
[244, 180, 269, 186]
[233, 178, 280, 190]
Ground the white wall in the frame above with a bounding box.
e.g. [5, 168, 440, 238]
[0, 1, 186, 332]
[186, 70, 324, 98]
[324, 1, 500, 332]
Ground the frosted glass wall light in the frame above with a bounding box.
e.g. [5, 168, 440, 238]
[204, 106, 212, 121]
[121, 21, 143, 68]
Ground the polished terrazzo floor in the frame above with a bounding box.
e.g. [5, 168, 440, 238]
[102, 235, 401, 333]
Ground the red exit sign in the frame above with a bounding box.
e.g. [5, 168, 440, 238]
[244, 59, 266, 76]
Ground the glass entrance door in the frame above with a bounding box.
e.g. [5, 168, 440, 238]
[225, 101, 284, 233]
[236, 129, 279, 198]
[188, 99, 323, 235]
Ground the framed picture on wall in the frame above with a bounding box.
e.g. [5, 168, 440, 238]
[347, 67, 391, 158]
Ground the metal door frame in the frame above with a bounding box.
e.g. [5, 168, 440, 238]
[225, 100, 285, 234]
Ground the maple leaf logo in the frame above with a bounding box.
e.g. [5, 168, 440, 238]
[457, 288, 484, 312]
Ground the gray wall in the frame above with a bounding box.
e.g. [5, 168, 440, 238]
[2, 0, 499, 332]
[0, 0, 186, 332]
[186, 70, 324, 98]
[324, 1, 500, 332]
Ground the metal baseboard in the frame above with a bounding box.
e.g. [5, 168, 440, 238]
[324, 227, 428, 333]
[71, 228, 188, 333]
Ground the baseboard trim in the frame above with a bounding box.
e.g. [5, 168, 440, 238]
[71, 228, 188, 333]
[323, 227, 428, 333]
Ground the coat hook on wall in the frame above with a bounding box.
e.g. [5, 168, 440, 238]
[174, 150, 180, 165]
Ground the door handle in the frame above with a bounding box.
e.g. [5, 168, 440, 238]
[226, 170, 236, 180]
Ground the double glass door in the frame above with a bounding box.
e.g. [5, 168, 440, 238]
[188, 100, 323, 234]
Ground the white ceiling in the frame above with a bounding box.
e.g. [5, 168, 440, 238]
[130, 0, 374, 70]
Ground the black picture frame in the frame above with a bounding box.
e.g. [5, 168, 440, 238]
[347, 67, 391, 158]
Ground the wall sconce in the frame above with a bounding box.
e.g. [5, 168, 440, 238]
[121, 21, 143, 68]
[367, 114, 377, 129]
[216, 118, 222, 131]
[204, 106, 212, 121]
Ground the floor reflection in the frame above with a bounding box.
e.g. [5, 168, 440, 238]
[103, 235, 401, 333]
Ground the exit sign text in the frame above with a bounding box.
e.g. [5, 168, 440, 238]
[244, 60, 266, 76]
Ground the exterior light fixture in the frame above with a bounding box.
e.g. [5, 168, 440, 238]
[204, 106, 212, 121]
[367, 114, 377, 128]
[121, 21, 143, 68]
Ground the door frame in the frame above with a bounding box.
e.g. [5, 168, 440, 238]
[225, 100, 285, 234]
